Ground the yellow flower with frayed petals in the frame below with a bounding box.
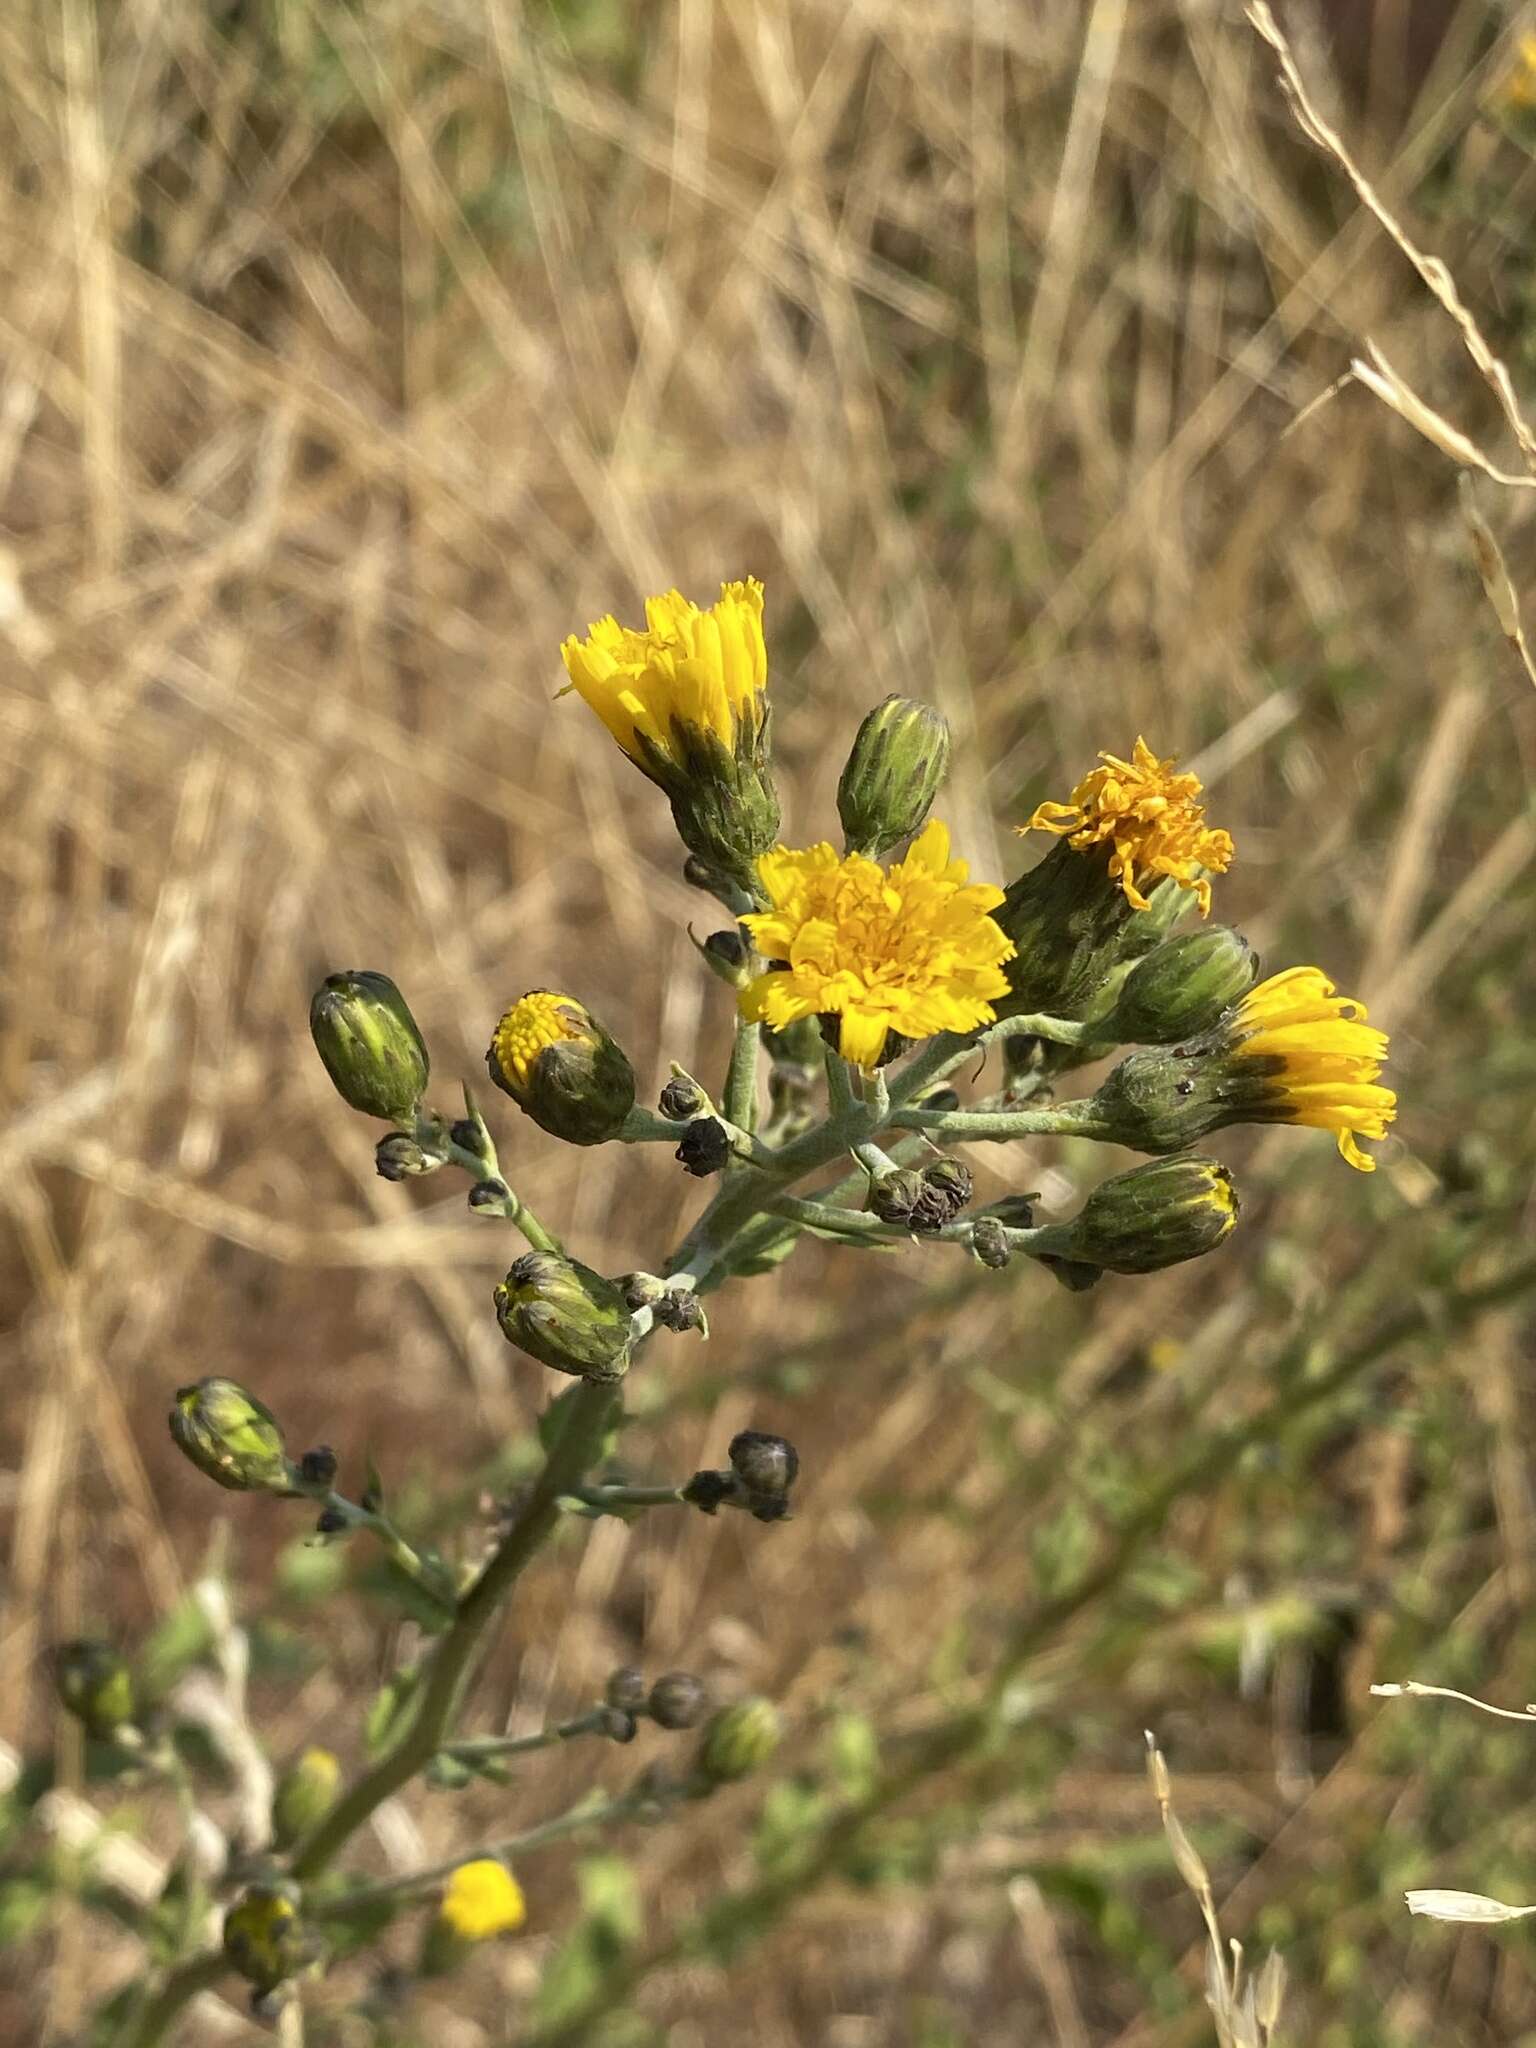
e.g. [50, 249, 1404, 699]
[1226, 966, 1395, 1171]
[1022, 737, 1234, 914]
[440, 1860, 526, 1942]
[561, 579, 768, 766]
[739, 820, 1015, 1069]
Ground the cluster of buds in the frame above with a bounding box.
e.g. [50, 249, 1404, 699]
[604, 1665, 710, 1735]
[869, 1157, 973, 1235]
[682, 1431, 800, 1522]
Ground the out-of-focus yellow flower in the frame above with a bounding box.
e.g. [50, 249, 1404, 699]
[739, 819, 1014, 1069]
[1021, 736, 1234, 914]
[561, 579, 768, 765]
[440, 1859, 526, 1941]
[1226, 966, 1396, 1171]
[1494, 32, 1536, 113]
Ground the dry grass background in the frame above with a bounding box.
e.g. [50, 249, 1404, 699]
[6, 0, 1536, 2041]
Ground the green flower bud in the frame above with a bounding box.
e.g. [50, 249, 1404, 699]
[487, 992, 636, 1146]
[309, 971, 429, 1123]
[993, 841, 1144, 1021]
[493, 1252, 633, 1382]
[270, 1747, 341, 1851]
[169, 1379, 291, 1493]
[696, 1696, 782, 1784]
[53, 1640, 135, 1740]
[1109, 928, 1258, 1044]
[837, 696, 952, 856]
[223, 1883, 314, 1994]
[1042, 1157, 1238, 1275]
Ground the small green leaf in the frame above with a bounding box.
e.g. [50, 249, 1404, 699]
[364, 1665, 422, 1756]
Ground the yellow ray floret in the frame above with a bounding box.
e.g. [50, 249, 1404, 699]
[560, 579, 767, 764]
[739, 819, 1015, 1070]
[490, 991, 586, 1095]
[440, 1860, 526, 1941]
[1230, 966, 1396, 1172]
[1021, 736, 1234, 914]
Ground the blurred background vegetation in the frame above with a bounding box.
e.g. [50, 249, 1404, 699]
[5, 0, 1536, 2040]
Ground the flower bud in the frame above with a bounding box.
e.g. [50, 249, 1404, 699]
[599, 1707, 638, 1743]
[1044, 1157, 1239, 1275]
[728, 1431, 799, 1499]
[487, 992, 636, 1146]
[298, 1445, 338, 1487]
[969, 1216, 1012, 1269]
[675, 1117, 732, 1178]
[53, 1641, 135, 1740]
[223, 1883, 314, 1994]
[309, 971, 429, 1123]
[696, 1696, 782, 1784]
[493, 1253, 633, 1382]
[1109, 928, 1258, 1044]
[837, 696, 952, 856]
[869, 1168, 926, 1228]
[918, 1157, 972, 1221]
[606, 1666, 647, 1712]
[681, 1468, 736, 1514]
[659, 1074, 709, 1121]
[702, 929, 753, 987]
[468, 1177, 510, 1210]
[648, 1671, 708, 1730]
[375, 1132, 437, 1181]
[169, 1379, 291, 1493]
[652, 1288, 704, 1333]
[270, 1747, 341, 1851]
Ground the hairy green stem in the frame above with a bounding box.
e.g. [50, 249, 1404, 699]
[443, 1707, 613, 1767]
[723, 1015, 761, 1133]
[890, 1099, 1112, 1141]
[577, 1481, 686, 1509]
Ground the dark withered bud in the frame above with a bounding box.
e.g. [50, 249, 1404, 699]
[375, 1132, 436, 1181]
[659, 1074, 709, 1122]
[869, 1168, 926, 1228]
[309, 971, 429, 1123]
[314, 1506, 347, 1535]
[648, 1671, 709, 1731]
[978, 1193, 1038, 1230]
[728, 1431, 799, 1499]
[448, 1118, 485, 1155]
[681, 1469, 735, 1514]
[969, 1216, 1012, 1269]
[486, 992, 636, 1146]
[919, 1158, 972, 1219]
[675, 1117, 732, 1178]
[468, 1177, 509, 1211]
[1038, 1255, 1103, 1293]
[702, 929, 752, 987]
[606, 1667, 647, 1713]
[54, 1641, 135, 1740]
[620, 1272, 667, 1311]
[493, 1252, 633, 1382]
[598, 1707, 639, 1744]
[1109, 928, 1258, 1044]
[917, 1086, 961, 1114]
[837, 696, 952, 856]
[652, 1289, 705, 1333]
[299, 1445, 338, 1487]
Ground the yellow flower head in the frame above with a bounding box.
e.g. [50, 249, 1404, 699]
[561, 579, 768, 767]
[1494, 31, 1536, 113]
[739, 819, 1015, 1070]
[1021, 736, 1234, 915]
[490, 991, 588, 1096]
[440, 1859, 526, 1942]
[1227, 966, 1396, 1171]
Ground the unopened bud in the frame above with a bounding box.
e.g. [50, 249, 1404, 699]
[620, 1272, 667, 1311]
[652, 1289, 705, 1333]
[298, 1445, 338, 1487]
[1110, 928, 1258, 1043]
[675, 1117, 732, 1178]
[702, 929, 753, 987]
[375, 1132, 436, 1181]
[169, 1379, 291, 1493]
[680, 1468, 735, 1514]
[837, 696, 952, 856]
[696, 1696, 782, 1784]
[271, 1747, 341, 1850]
[659, 1074, 709, 1121]
[606, 1666, 647, 1712]
[599, 1707, 638, 1743]
[309, 971, 430, 1123]
[728, 1431, 799, 1499]
[223, 1883, 314, 1995]
[487, 991, 636, 1146]
[918, 1157, 972, 1221]
[648, 1671, 709, 1731]
[969, 1216, 1012, 1269]
[493, 1252, 633, 1382]
[1043, 1157, 1239, 1275]
[468, 1177, 509, 1211]
[869, 1168, 926, 1228]
[54, 1641, 135, 1740]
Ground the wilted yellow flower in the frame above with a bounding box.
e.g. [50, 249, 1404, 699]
[440, 1859, 526, 1941]
[561, 579, 768, 765]
[739, 819, 1015, 1069]
[1227, 966, 1396, 1171]
[1021, 736, 1234, 914]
